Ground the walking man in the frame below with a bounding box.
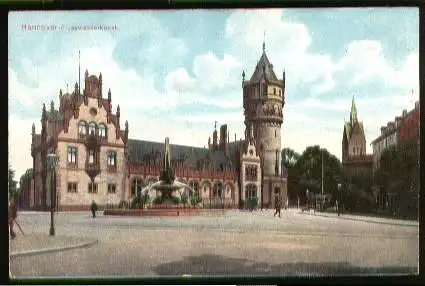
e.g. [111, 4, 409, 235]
[8, 199, 17, 239]
[273, 197, 282, 218]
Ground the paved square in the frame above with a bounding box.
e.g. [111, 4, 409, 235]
[10, 209, 418, 276]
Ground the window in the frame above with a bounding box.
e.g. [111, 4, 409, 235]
[67, 147, 77, 164]
[279, 90, 281, 96]
[131, 178, 143, 197]
[78, 121, 86, 135]
[245, 184, 257, 199]
[353, 147, 355, 154]
[212, 182, 223, 199]
[107, 184, 116, 194]
[99, 124, 107, 138]
[88, 149, 95, 164]
[245, 165, 258, 181]
[273, 88, 276, 95]
[107, 152, 117, 166]
[67, 182, 77, 193]
[275, 129, 277, 138]
[88, 182, 98, 193]
[88, 122, 96, 135]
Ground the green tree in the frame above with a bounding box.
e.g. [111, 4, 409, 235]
[376, 140, 419, 218]
[9, 166, 18, 200]
[288, 146, 342, 203]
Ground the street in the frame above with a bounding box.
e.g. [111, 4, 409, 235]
[10, 209, 419, 276]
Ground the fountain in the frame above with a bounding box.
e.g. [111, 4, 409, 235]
[104, 137, 203, 217]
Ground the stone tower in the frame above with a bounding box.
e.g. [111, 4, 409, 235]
[241, 41, 287, 208]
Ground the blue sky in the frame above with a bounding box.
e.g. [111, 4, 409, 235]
[8, 9, 419, 179]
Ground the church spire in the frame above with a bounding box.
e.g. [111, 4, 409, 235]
[262, 30, 266, 52]
[350, 95, 358, 123]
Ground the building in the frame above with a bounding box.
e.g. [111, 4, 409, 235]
[28, 42, 287, 211]
[370, 100, 420, 172]
[341, 97, 373, 177]
[398, 101, 420, 146]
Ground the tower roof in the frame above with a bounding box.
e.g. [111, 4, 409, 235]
[249, 44, 278, 82]
[351, 96, 358, 120]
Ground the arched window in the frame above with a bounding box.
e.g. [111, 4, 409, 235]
[131, 178, 143, 197]
[88, 122, 96, 136]
[78, 121, 87, 135]
[190, 181, 200, 198]
[245, 184, 257, 199]
[99, 124, 107, 138]
[212, 182, 223, 199]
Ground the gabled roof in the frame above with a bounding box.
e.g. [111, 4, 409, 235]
[127, 139, 234, 171]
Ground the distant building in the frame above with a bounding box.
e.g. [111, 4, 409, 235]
[27, 41, 287, 211]
[370, 100, 420, 172]
[341, 97, 373, 177]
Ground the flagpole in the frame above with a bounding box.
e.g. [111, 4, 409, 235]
[321, 149, 324, 212]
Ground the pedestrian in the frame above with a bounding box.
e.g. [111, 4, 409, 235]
[285, 198, 289, 210]
[273, 197, 282, 218]
[8, 199, 17, 239]
[90, 200, 98, 218]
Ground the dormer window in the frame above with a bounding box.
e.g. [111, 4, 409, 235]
[78, 121, 87, 135]
[99, 124, 107, 138]
[88, 122, 96, 136]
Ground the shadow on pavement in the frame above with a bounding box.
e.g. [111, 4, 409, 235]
[152, 254, 418, 276]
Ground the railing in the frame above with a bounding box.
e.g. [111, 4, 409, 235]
[85, 163, 100, 172]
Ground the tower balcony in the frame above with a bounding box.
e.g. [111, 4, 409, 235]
[85, 162, 100, 181]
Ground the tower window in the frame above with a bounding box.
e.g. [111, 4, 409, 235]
[67, 147, 77, 165]
[88, 149, 95, 164]
[275, 130, 277, 138]
[88, 182, 98, 193]
[107, 151, 117, 167]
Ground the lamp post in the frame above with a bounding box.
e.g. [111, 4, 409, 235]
[337, 183, 341, 216]
[47, 153, 57, 236]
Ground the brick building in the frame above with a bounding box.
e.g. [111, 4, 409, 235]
[370, 100, 420, 172]
[341, 97, 373, 177]
[27, 42, 287, 211]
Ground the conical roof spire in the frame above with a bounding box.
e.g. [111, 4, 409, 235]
[350, 95, 358, 123]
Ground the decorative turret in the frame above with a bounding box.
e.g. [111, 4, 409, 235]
[98, 72, 103, 98]
[242, 70, 245, 87]
[32, 123, 35, 136]
[212, 121, 218, 150]
[124, 120, 129, 143]
[42, 103, 46, 121]
[50, 100, 54, 113]
[116, 104, 121, 139]
[74, 82, 78, 95]
[208, 137, 211, 149]
[108, 88, 112, 112]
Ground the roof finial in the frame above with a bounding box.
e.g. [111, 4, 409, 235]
[263, 30, 266, 52]
[214, 121, 217, 130]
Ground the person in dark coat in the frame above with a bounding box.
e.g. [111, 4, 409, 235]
[90, 200, 98, 218]
[274, 197, 282, 218]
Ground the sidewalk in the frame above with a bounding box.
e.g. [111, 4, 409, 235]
[299, 211, 419, 227]
[9, 233, 98, 258]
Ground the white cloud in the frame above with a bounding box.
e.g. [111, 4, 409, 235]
[193, 51, 241, 90]
[165, 68, 193, 93]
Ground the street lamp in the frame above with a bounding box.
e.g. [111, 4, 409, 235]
[47, 153, 57, 236]
[337, 183, 342, 216]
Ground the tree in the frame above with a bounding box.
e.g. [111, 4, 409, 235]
[376, 140, 419, 218]
[9, 166, 18, 199]
[283, 146, 342, 204]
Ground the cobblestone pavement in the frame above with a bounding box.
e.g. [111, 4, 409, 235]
[10, 209, 419, 277]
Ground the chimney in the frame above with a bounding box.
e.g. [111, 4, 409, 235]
[380, 126, 386, 134]
[415, 101, 419, 109]
[402, 109, 407, 117]
[395, 116, 402, 128]
[219, 124, 228, 152]
[234, 133, 236, 142]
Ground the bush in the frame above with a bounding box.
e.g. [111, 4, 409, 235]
[238, 200, 245, 209]
[181, 193, 188, 205]
[345, 187, 375, 213]
[131, 195, 142, 209]
[153, 196, 164, 205]
[170, 196, 181, 204]
[190, 197, 202, 206]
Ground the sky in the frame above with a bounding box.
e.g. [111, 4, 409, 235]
[8, 9, 419, 181]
